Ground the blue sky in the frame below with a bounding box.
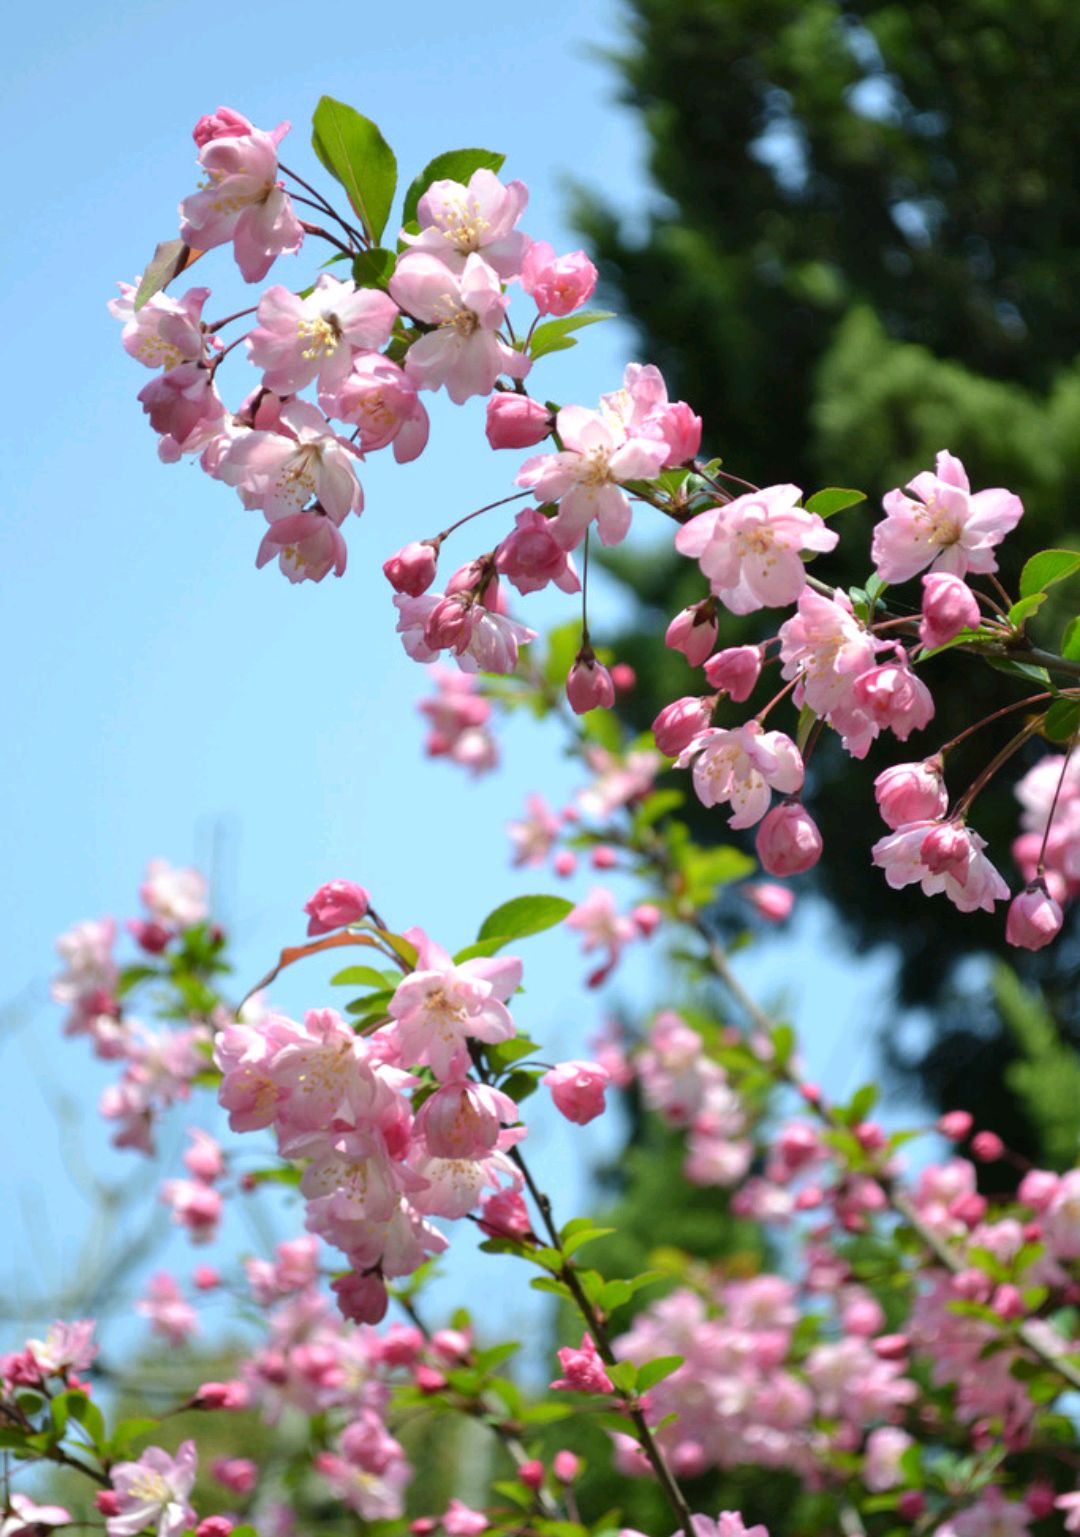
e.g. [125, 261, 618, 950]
[0, 0, 912, 1356]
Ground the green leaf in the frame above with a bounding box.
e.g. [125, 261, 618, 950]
[598, 1279, 633, 1310]
[679, 844, 755, 905]
[311, 96, 398, 242]
[52, 1390, 106, 1452]
[344, 988, 394, 1016]
[1044, 698, 1080, 742]
[805, 487, 866, 518]
[1007, 592, 1048, 627]
[134, 239, 199, 311]
[453, 937, 515, 963]
[605, 1360, 638, 1395]
[1019, 548, 1080, 600]
[985, 655, 1053, 687]
[477, 894, 574, 943]
[486, 1035, 540, 1069]
[1061, 617, 1080, 662]
[330, 965, 396, 988]
[352, 248, 397, 289]
[500, 1068, 541, 1104]
[563, 1226, 616, 1258]
[530, 1276, 573, 1300]
[402, 148, 507, 228]
[107, 1417, 160, 1459]
[528, 312, 616, 361]
[636, 1354, 684, 1391]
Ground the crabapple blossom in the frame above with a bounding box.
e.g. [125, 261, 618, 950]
[216, 399, 362, 523]
[872, 450, 1024, 583]
[25, 1320, 98, 1377]
[109, 283, 212, 370]
[566, 655, 615, 713]
[516, 404, 668, 549]
[386, 930, 520, 1080]
[485, 393, 552, 449]
[0, 1495, 72, 1535]
[755, 802, 823, 876]
[139, 363, 226, 462]
[507, 793, 561, 866]
[1006, 883, 1064, 950]
[418, 666, 498, 773]
[744, 882, 795, 922]
[303, 879, 370, 934]
[395, 591, 536, 675]
[675, 484, 838, 614]
[179, 111, 303, 282]
[247, 275, 397, 394]
[872, 820, 1010, 912]
[652, 695, 716, 756]
[521, 241, 598, 316]
[413, 1078, 519, 1159]
[550, 1333, 613, 1394]
[137, 1273, 199, 1346]
[675, 722, 803, 827]
[495, 507, 580, 595]
[566, 887, 640, 986]
[666, 602, 719, 666]
[389, 252, 528, 404]
[328, 353, 430, 463]
[920, 571, 981, 648]
[106, 1441, 197, 1537]
[140, 859, 208, 929]
[384, 540, 439, 596]
[402, 169, 530, 278]
[256, 511, 348, 583]
[703, 646, 763, 701]
[542, 1060, 610, 1124]
[874, 759, 948, 830]
[600, 363, 702, 468]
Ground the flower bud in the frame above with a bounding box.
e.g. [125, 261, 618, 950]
[553, 1451, 581, 1483]
[665, 603, 717, 667]
[744, 882, 795, 922]
[127, 918, 173, 954]
[566, 656, 615, 714]
[485, 394, 553, 449]
[304, 879, 370, 936]
[543, 1060, 610, 1125]
[192, 106, 253, 147]
[383, 540, 438, 596]
[521, 242, 598, 317]
[553, 850, 578, 878]
[610, 662, 636, 692]
[518, 1460, 545, 1491]
[331, 1270, 388, 1325]
[652, 695, 713, 755]
[937, 1110, 973, 1140]
[632, 902, 662, 936]
[591, 846, 618, 869]
[424, 594, 473, 651]
[755, 803, 823, 877]
[1006, 883, 1064, 951]
[920, 822, 970, 882]
[920, 572, 980, 649]
[873, 759, 947, 830]
[703, 645, 762, 702]
[653, 401, 703, 467]
[971, 1130, 1005, 1162]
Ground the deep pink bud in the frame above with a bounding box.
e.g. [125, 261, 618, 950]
[897, 1492, 925, 1521]
[591, 846, 618, 869]
[127, 918, 173, 954]
[304, 879, 370, 936]
[920, 822, 971, 881]
[654, 401, 702, 467]
[950, 1191, 987, 1226]
[518, 1460, 544, 1491]
[193, 106, 253, 147]
[194, 1379, 250, 1410]
[652, 695, 714, 755]
[1025, 1481, 1058, 1519]
[632, 903, 662, 937]
[552, 1451, 581, 1482]
[744, 882, 795, 922]
[553, 850, 577, 878]
[384, 540, 438, 596]
[485, 394, 553, 449]
[551, 1333, 613, 1394]
[938, 1110, 973, 1140]
[1006, 883, 1064, 951]
[992, 1283, 1024, 1319]
[543, 1061, 610, 1125]
[610, 663, 636, 692]
[197, 1520, 234, 1537]
[873, 1333, 909, 1361]
[873, 759, 948, 830]
[703, 645, 762, 702]
[755, 803, 823, 877]
[425, 594, 473, 650]
[1018, 1169, 1059, 1210]
[920, 572, 980, 649]
[96, 1492, 122, 1517]
[522, 243, 598, 317]
[971, 1130, 1005, 1162]
[212, 1457, 258, 1495]
[415, 1364, 447, 1394]
[478, 1188, 532, 1241]
[331, 1271, 388, 1324]
[192, 1265, 222, 1290]
[566, 657, 615, 714]
[431, 1328, 472, 1361]
[665, 603, 717, 667]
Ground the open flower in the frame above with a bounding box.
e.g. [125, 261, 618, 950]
[676, 485, 837, 613]
[872, 450, 1024, 583]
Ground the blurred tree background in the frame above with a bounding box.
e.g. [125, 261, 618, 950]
[571, 0, 1080, 1160]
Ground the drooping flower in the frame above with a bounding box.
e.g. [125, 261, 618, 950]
[218, 400, 362, 522]
[872, 820, 1010, 913]
[328, 353, 430, 463]
[521, 241, 598, 317]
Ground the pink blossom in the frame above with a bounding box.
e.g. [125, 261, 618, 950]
[418, 667, 497, 774]
[675, 485, 837, 614]
[139, 362, 226, 462]
[703, 646, 762, 702]
[414, 1078, 519, 1159]
[395, 592, 535, 675]
[160, 1177, 223, 1242]
[442, 1500, 489, 1536]
[508, 793, 561, 867]
[192, 1378, 249, 1411]
[0, 1495, 72, 1535]
[110, 282, 211, 371]
[332, 1270, 390, 1325]
[247, 275, 397, 394]
[567, 656, 615, 714]
[136, 1273, 198, 1347]
[140, 859, 208, 928]
[486, 393, 552, 449]
[666, 603, 719, 666]
[107, 1440, 197, 1537]
[217, 400, 362, 523]
[600, 363, 702, 468]
[848, 651, 935, 753]
[755, 803, 823, 877]
[26, 1319, 98, 1376]
[478, 1187, 533, 1241]
[874, 759, 948, 830]
[872, 450, 1024, 583]
[778, 587, 880, 744]
[390, 252, 527, 404]
[675, 723, 803, 828]
[180, 114, 303, 282]
[256, 511, 348, 583]
[313, 1449, 409, 1521]
[1006, 883, 1064, 950]
[566, 888, 639, 986]
[521, 241, 598, 316]
[385, 540, 439, 596]
[689, 1517, 769, 1537]
[744, 883, 795, 922]
[920, 571, 981, 649]
[863, 1426, 913, 1491]
[304, 879, 370, 935]
[328, 353, 430, 464]
[517, 404, 668, 550]
[1057, 1492, 1080, 1533]
[496, 507, 580, 595]
[543, 1060, 610, 1124]
[872, 820, 1010, 912]
[387, 929, 520, 1080]
[653, 696, 715, 756]
[403, 169, 530, 279]
[211, 1458, 257, 1495]
[551, 1333, 614, 1393]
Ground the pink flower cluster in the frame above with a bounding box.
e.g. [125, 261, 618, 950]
[635, 1012, 752, 1187]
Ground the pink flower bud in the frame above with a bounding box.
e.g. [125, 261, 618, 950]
[96, 1492, 122, 1517]
[591, 846, 618, 871]
[566, 657, 615, 714]
[950, 1191, 987, 1226]
[897, 1492, 926, 1521]
[518, 1460, 544, 1491]
[1006, 883, 1064, 951]
[431, 1328, 472, 1361]
[873, 1333, 909, 1360]
[485, 394, 553, 449]
[653, 401, 702, 467]
[1025, 1482, 1058, 1519]
[553, 850, 578, 878]
[992, 1283, 1024, 1319]
[755, 803, 823, 877]
[610, 663, 636, 692]
[665, 603, 717, 667]
[194, 1380, 250, 1411]
[304, 879, 370, 936]
[873, 759, 947, 830]
[937, 1110, 973, 1140]
[415, 1364, 447, 1394]
[383, 540, 438, 596]
[424, 594, 474, 652]
[192, 1265, 222, 1291]
[652, 695, 714, 755]
[552, 1451, 581, 1483]
[1018, 1169, 1059, 1210]
[212, 1458, 258, 1495]
[127, 918, 173, 954]
[543, 1060, 610, 1125]
[920, 572, 980, 649]
[703, 646, 762, 702]
[632, 903, 662, 936]
[744, 882, 795, 922]
[521, 242, 598, 317]
[920, 822, 970, 882]
[197, 1519, 234, 1537]
[331, 1270, 388, 1324]
[551, 1333, 613, 1394]
[971, 1130, 1005, 1162]
[193, 106, 253, 147]
[478, 1188, 532, 1241]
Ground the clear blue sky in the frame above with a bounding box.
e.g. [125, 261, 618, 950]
[0, 0, 913, 1355]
